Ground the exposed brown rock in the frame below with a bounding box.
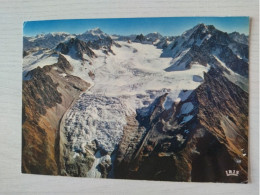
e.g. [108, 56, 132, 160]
[114, 67, 248, 183]
[22, 55, 90, 175]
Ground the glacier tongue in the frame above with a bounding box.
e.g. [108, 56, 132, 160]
[61, 41, 210, 177]
[64, 93, 127, 154]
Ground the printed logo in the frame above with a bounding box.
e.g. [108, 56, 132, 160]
[225, 170, 239, 176]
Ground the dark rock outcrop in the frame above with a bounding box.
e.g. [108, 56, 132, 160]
[86, 36, 120, 55]
[134, 34, 145, 43]
[229, 32, 249, 45]
[56, 38, 96, 60]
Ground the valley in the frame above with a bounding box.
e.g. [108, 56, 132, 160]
[22, 23, 249, 182]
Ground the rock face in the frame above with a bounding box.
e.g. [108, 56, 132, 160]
[132, 33, 175, 49]
[56, 38, 97, 60]
[23, 32, 75, 50]
[229, 32, 249, 45]
[114, 67, 248, 183]
[134, 34, 145, 43]
[86, 36, 121, 55]
[22, 55, 90, 175]
[162, 24, 249, 77]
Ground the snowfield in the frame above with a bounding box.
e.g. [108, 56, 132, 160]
[22, 40, 211, 177]
[22, 48, 59, 79]
[61, 41, 210, 177]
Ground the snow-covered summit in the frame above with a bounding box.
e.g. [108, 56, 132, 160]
[229, 31, 248, 45]
[161, 24, 248, 76]
[145, 32, 163, 41]
[182, 23, 207, 38]
[77, 27, 110, 42]
[56, 38, 96, 60]
[23, 32, 76, 50]
[85, 27, 104, 35]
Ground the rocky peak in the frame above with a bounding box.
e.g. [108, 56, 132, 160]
[77, 28, 120, 54]
[78, 27, 109, 42]
[56, 38, 96, 60]
[182, 23, 208, 39]
[229, 31, 249, 45]
[23, 32, 75, 50]
[115, 66, 248, 183]
[162, 23, 249, 77]
[55, 54, 73, 72]
[134, 34, 145, 42]
[145, 32, 163, 41]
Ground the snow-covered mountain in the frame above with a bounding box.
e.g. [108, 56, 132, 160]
[161, 24, 249, 77]
[22, 24, 249, 182]
[56, 38, 97, 60]
[24, 28, 176, 52]
[145, 32, 163, 41]
[23, 32, 76, 50]
[112, 34, 137, 41]
[22, 47, 59, 79]
[229, 31, 249, 45]
[24, 28, 119, 53]
[132, 32, 176, 49]
[77, 27, 109, 42]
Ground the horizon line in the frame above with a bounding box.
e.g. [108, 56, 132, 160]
[23, 17, 250, 37]
[23, 24, 249, 38]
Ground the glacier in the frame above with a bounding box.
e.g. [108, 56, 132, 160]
[60, 41, 210, 177]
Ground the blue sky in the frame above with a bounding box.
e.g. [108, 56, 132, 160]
[23, 17, 249, 37]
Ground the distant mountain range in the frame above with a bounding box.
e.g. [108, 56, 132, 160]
[24, 26, 248, 50]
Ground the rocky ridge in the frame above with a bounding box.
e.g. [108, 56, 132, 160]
[115, 67, 248, 183]
[162, 24, 249, 77]
[22, 55, 90, 174]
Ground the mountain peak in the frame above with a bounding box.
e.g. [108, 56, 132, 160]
[196, 23, 206, 28]
[145, 32, 163, 39]
[85, 27, 104, 35]
[230, 31, 242, 36]
[49, 32, 70, 36]
[182, 23, 207, 38]
[229, 31, 248, 45]
[194, 23, 209, 32]
[56, 38, 96, 60]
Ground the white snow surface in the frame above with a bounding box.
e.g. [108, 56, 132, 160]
[23, 40, 210, 178]
[166, 48, 191, 71]
[180, 115, 194, 124]
[196, 34, 212, 46]
[61, 52, 95, 86]
[213, 55, 248, 92]
[22, 49, 59, 79]
[180, 102, 194, 114]
[60, 41, 209, 177]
